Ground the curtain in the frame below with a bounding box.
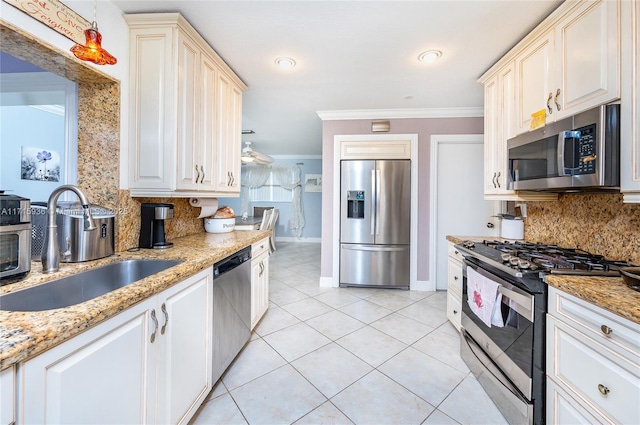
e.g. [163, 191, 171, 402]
[271, 163, 305, 238]
[240, 164, 271, 216]
[240, 162, 305, 237]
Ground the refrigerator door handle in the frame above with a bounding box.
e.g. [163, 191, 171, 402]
[375, 169, 381, 235]
[341, 245, 408, 252]
[370, 169, 376, 235]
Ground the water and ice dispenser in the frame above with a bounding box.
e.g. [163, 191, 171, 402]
[346, 191, 365, 219]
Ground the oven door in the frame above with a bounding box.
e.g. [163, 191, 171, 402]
[461, 258, 535, 399]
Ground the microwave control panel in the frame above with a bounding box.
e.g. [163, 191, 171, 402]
[576, 124, 596, 175]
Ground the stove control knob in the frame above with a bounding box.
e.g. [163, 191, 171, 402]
[500, 253, 511, 262]
[509, 257, 520, 266]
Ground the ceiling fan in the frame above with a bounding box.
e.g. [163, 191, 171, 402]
[241, 141, 274, 164]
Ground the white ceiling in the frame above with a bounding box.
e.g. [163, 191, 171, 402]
[111, 0, 563, 156]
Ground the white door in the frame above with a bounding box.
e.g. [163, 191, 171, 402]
[432, 135, 500, 290]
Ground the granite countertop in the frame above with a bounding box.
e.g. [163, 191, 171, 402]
[446, 234, 640, 325]
[0, 230, 270, 371]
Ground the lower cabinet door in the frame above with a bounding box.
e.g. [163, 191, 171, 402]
[20, 299, 155, 425]
[251, 252, 269, 330]
[156, 270, 213, 425]
[447, 290, 462, 332]
[546, 378, 608, 425]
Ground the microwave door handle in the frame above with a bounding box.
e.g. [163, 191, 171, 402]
[557, 131, 581, 176]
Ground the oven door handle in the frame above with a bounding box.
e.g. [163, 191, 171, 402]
[462, 330, 531, 405]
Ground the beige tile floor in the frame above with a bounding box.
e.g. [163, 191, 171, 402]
[190, 242, 507, 425]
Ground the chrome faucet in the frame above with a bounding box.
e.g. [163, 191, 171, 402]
[42, 185, 96, 273]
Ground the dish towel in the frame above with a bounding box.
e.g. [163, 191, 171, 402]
[467, 267, 504, 328]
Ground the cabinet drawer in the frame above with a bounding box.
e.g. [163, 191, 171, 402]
[448, 243, 464, 262]
[447, 291, 462, 332]
[252, 238, 270, 258]
[548, 287, 640, 361]
[447, 259, 462, 294]
[547, 315, 640, 425]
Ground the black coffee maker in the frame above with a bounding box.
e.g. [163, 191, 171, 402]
[139, 203, 174, 249]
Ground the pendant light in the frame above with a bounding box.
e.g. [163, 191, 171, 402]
[70, 0, 117, 65]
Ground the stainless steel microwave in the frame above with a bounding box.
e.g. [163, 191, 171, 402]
[507, 104, 620, 191]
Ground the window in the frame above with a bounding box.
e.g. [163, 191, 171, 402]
[248, 172, 293, 202]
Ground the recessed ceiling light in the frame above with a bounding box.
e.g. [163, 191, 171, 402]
[274, 57, 296, 69]
[418, 50, 442, 64]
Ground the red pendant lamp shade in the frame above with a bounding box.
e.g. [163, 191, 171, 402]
[71, 21, 117, 65]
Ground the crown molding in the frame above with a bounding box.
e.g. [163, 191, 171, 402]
[316, 107, 484, 121]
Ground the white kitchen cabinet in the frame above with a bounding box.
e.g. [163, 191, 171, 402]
[1, 366, 14, 425]
[621, 0, 640, 201]
[446, 242, 463, 332]
[214, 71, 243, 192]
[251, 238, 270, 330]
[514, 0, 620, 134]
[481, 64, 556, 201]
[126, 13, 247, 198]
[19, 269, 213, 425]
[546, 287, 640, 425]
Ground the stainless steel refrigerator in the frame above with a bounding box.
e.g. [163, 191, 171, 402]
[340, 160, 411, 289]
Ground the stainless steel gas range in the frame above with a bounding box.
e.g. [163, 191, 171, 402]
[454, 240, 633, 425]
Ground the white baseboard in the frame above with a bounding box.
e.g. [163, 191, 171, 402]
[319, 276, 337, 288]
[276, 237, 321, 243]
[411, 280, 435, 292]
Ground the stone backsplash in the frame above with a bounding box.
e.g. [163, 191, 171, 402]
[525, 193, 640, 264]
[116, 191, 205, 252]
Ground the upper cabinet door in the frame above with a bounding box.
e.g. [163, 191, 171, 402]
[515, 31, 555, 135]
[175, 32, 201, 191]
[554, 0, 620, 120]
[199, 52, 219, 190]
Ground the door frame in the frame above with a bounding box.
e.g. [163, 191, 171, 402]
[429, 134, 499, 290]
[328, 134, 421, 289]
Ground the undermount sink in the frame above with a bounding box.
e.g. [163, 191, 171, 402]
[0, 259, 183, 312]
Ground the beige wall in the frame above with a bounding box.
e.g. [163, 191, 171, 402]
[320, 117, 484, 283]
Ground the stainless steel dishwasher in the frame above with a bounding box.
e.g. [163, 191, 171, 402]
[211, 246, 252, 384]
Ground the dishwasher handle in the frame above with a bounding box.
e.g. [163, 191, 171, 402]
[213, 246, 252, 278]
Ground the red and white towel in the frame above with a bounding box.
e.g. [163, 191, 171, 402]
[467, 267, 504, 328]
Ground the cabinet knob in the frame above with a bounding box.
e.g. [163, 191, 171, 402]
[453, 310, 458, 314]
[601, 324, 613, 336]
[454, 276, 459, 280]
[454, 250, 459, 255]
[150, 309, 158, 343]
[547, 92, 553, 114]
[487, 222, 495, 229]
[554, 88, 562, 111]
[598, 384, 610, 396]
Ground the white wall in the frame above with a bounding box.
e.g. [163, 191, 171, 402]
[0, 0, 130, 188]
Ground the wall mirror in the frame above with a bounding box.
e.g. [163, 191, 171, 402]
[0, 51, 78, 203]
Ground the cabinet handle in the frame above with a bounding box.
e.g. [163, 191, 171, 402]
[598, 384, 610, 396]
[200, 165, 205, 184]
[227, 171, 232, 186]
[496, 172, 501, 188]
[150, 309, 158, 343]
[230, 172, 235, 186]
[161, 302, 169, 335]
[547, 92, 553, 114]
[554, 88, 562, 111]
[195, 165, 201, 184]
[601, 324, 613, 336]
[492, 172, 497, 188]
[259, 261, 264, 277]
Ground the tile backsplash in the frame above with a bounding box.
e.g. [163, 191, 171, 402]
[525, 193, 640, 264]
